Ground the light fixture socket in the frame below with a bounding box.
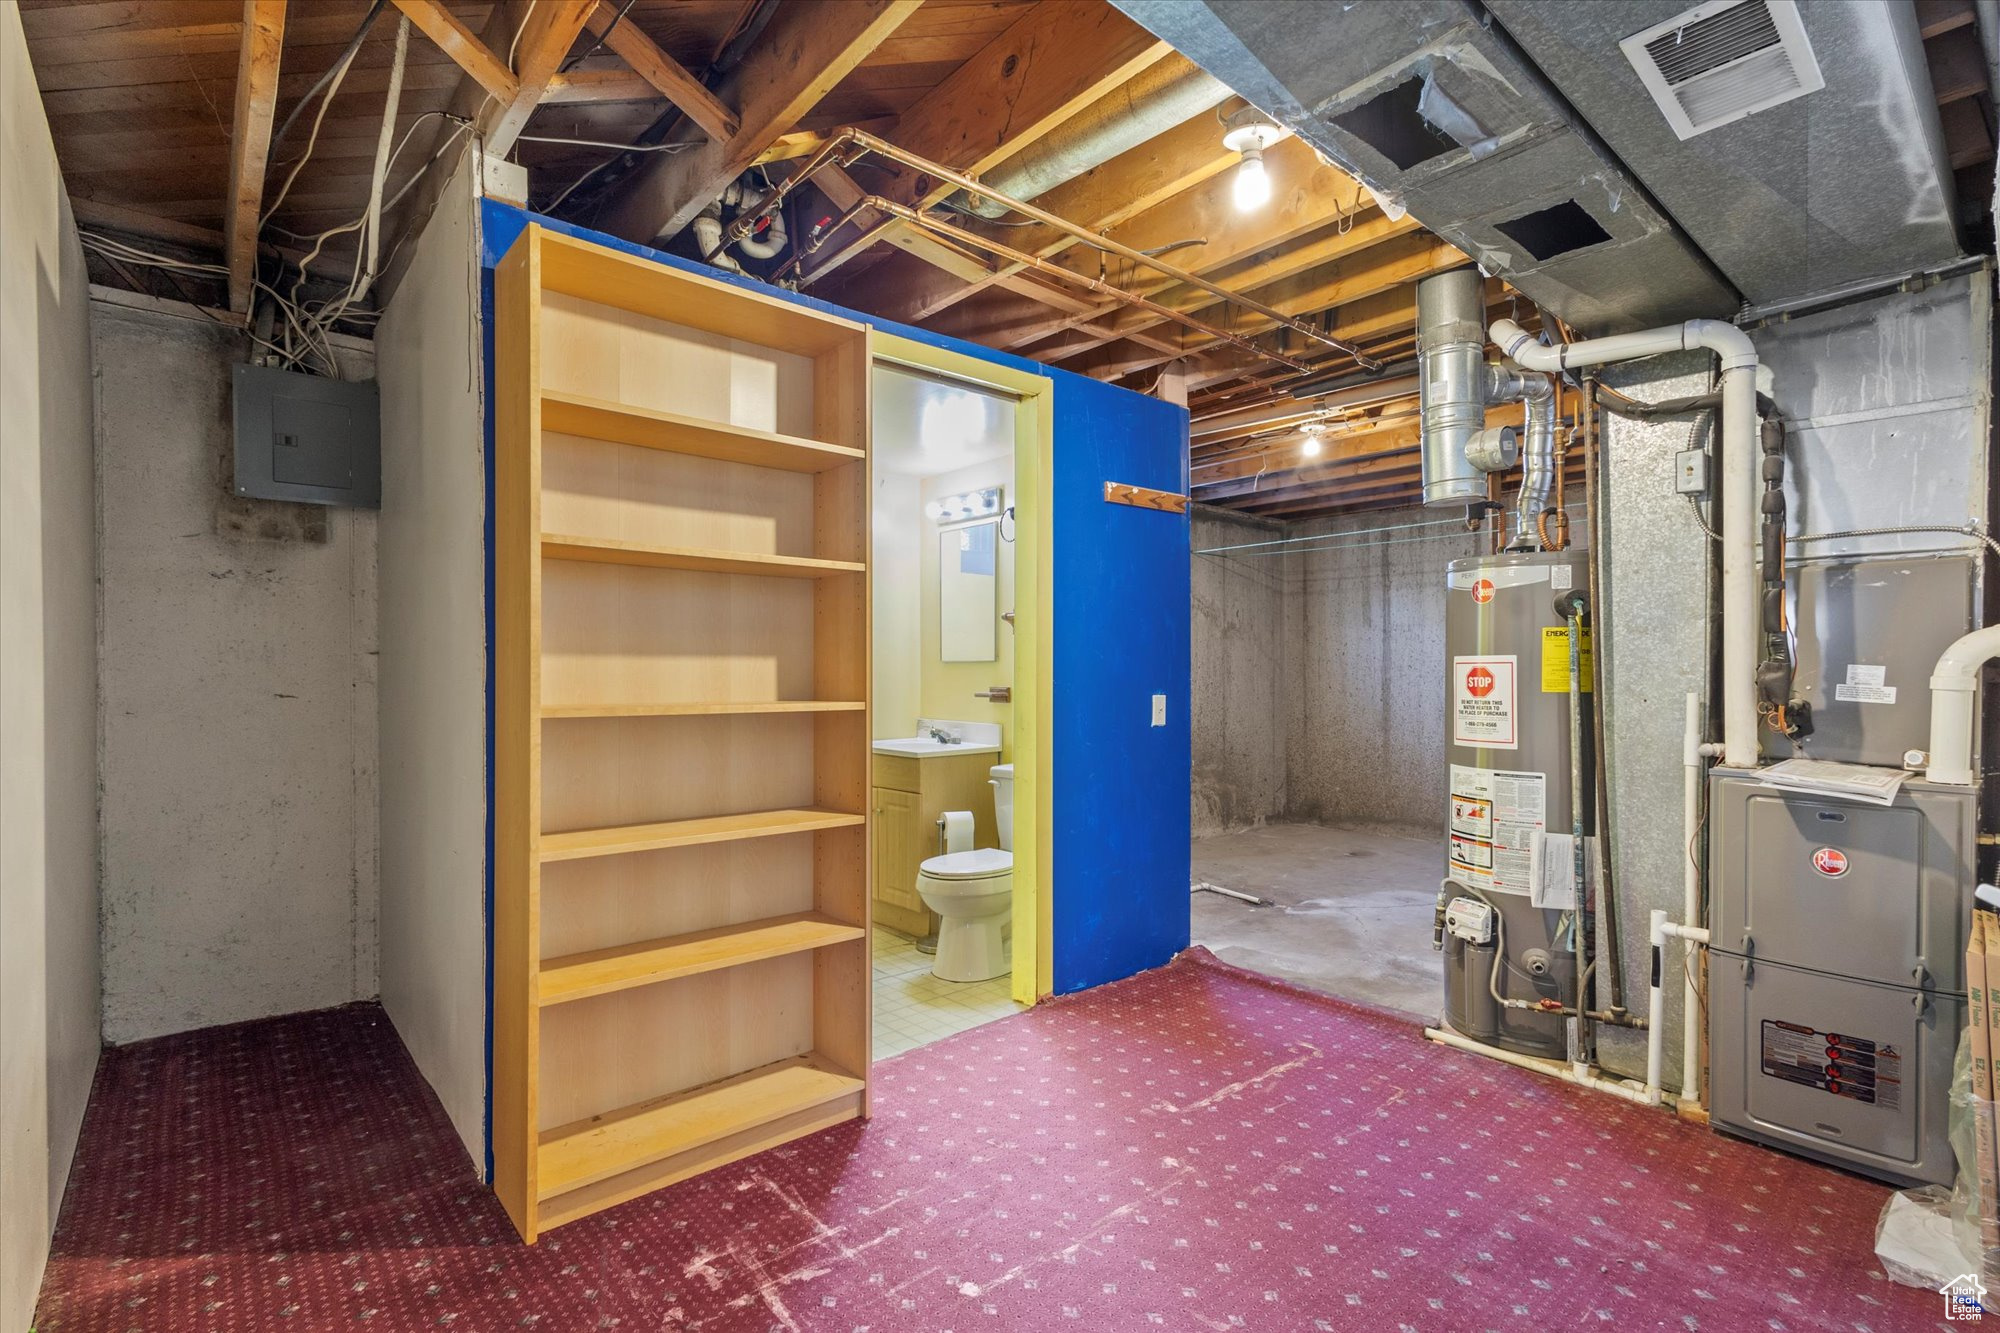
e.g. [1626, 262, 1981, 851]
[1220, 105, 1287, 155]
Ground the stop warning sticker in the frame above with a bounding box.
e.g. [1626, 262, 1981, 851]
[1453, 655, 1517, 749]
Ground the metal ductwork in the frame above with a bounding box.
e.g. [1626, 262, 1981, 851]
[1417, 268, 1558, 542]
[1113, 0, 1739, 333]
[1487, 364, 1556, 548]
[1485, 0, 1963, 306]
[956, 58, 1230, 218]
[1417, 268, 1489, 507]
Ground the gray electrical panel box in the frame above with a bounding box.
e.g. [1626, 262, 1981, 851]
[1707, 770, 1976, 1187]
[233, 364, 380, 508]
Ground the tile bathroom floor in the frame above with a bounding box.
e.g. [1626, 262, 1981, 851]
[872, 925, 1024, 1057]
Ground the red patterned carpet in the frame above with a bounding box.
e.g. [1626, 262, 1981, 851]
[38, 947, 1944, 1331]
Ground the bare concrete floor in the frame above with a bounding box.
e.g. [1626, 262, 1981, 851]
[1191, 821, 1444, 1020]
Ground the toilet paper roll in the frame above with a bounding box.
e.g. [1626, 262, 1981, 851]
[939, 810, 975, 854]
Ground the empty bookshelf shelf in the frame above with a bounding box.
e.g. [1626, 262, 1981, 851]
[540, 701, 868, 719]
[539, 809, 868, 863]
[537, 1054, 865, 1200]
[538, 912, 866, 1006]
[541, 534, 865, 579]
[542, 390, 864, 473]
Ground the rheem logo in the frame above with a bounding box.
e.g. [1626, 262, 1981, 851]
[1812, 847, 1849, 877]
[1471, 578, 1495, 604]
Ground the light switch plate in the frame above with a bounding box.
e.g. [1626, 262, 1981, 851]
[1151, 693, 1167, 727]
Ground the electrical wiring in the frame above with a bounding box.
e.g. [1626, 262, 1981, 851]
[77, 233, 334, 372]
[270, 0, 386, 154]
[263, 29, 363, 226]
[515, 133, 701, 152]
[309, 14, 409, 339]
[561, 0, 638, 72]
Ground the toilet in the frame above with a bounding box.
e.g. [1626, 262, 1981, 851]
[915, 764, 1014, 982]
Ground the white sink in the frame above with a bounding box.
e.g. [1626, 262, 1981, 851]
[873, 737, 1003, 757]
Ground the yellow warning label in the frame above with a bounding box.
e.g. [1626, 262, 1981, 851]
[1541, 626, 1594, 693]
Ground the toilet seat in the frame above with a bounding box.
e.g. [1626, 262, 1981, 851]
[919, 848, 1012, 881]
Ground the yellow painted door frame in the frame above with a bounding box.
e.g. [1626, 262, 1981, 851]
[871, 332, 1054, 1004]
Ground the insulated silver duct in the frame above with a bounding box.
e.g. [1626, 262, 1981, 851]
[956, 60, 1228, 218]
[1417, 268, 1488, 507]
[1486, 365, 1556, 549]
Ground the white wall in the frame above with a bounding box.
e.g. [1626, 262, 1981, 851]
[375, 150, 488, 1169]
[93, 303, 378, 1044]
[873, 471, 922, 738]
[0, 3, 100, 1324]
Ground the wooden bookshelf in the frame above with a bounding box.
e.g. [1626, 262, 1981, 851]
[494, 224, 871, 1243]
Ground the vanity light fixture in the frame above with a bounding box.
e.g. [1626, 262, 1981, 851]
[925, 485, 1004, 524]
[1222, 105, 1288, 212]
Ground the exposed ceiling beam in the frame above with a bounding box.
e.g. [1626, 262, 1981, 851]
[1192, 404, 1524, 490]
[223, 0, 286, 313]
[600, 0, 924, 244]
[391, 0, 518, 101]
[916, 136, 1369, 349]
[478, 0, 596, 156]
[583, 0, 738, 142]
[1057, 238, 1466, 383]
[1014, 209, 1418, 358]
[542, 66, 656, 105]
[838, 106, 1238, 327]
[800, 1, 1171, 283]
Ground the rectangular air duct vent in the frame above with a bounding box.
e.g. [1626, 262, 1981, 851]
[1619, 0, 1823, 140]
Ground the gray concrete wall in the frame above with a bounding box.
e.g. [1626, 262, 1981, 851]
[0, 4, 99, 1323]
[1284, 508, 1482, 831]
[1190, 507, 1288, 836]
[94, 304, 378, 1045]
[376, 150, 488, 1170]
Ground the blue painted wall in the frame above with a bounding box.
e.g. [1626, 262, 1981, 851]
[1045, 379, 1191, 992]
[476, 203, 1190, 1010]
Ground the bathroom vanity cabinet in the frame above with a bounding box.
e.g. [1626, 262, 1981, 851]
[871, 751, 997, 938]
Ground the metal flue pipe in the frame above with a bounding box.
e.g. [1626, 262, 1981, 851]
[1415, 268, 1488, 507]
[1485, 364, 1557, 549]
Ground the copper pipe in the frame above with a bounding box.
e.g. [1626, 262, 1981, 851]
[792, 189, 1315, 373]
[743, 127, 1382, 373]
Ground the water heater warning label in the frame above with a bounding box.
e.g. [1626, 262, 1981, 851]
[1453, 655, 1517, 748]
[1448, 765, 1545, 896]
[1760, 1019, 1902, 1110]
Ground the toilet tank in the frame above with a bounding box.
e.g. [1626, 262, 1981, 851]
[991, 764, 1014, 851]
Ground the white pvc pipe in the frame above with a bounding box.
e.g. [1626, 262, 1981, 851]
[1423, 1025, 1659, 1106]
[1492, 316, 1762, 766]
[1680, 692, 1705, 1102]
[1646, 910, 1711, 1105]
[1926, 623, 2000, 783]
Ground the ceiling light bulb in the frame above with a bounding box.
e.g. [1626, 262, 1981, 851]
[1233, 147, 1271, 211]
[1301, 433, 1322, 458]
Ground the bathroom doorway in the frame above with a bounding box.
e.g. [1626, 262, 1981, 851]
[869, 334, 1051, 1057]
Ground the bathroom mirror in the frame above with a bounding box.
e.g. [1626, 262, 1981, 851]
[939, 519, 998, 662]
